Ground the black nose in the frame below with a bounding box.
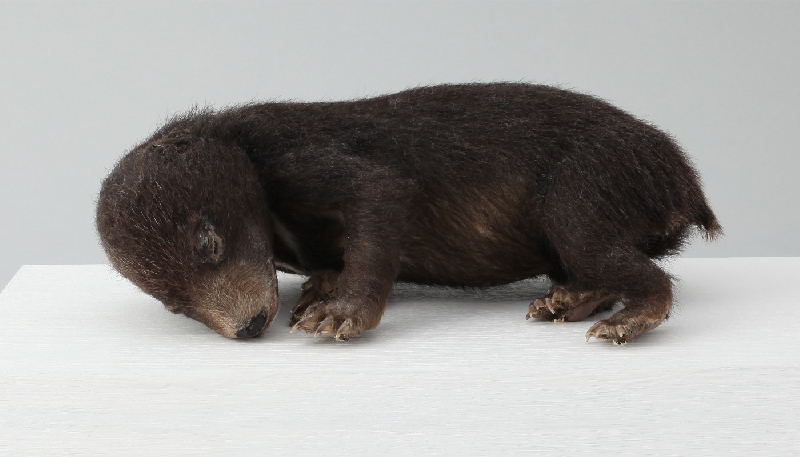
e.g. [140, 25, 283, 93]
[236, 310, 268, 338]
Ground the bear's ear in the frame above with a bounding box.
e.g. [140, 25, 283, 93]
[196, 219, 224, 264]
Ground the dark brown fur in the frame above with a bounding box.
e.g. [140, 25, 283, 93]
[96, 83, 721, 343]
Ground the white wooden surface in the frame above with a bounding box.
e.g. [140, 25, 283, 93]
[1, 258, 798, 456]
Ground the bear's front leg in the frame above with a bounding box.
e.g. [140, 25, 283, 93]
[290, 169, 416, 341]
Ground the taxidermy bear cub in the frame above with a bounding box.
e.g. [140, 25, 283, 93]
[96, 83, 721, 343]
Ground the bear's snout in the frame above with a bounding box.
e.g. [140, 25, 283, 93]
[184, 263, 279, 339]
[235, 310, 268, 339]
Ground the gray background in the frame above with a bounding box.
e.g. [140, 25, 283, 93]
[1, 1, 798, 291]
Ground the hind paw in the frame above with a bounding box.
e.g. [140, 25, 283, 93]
[527, 285, 616, 322]
[585, 310, 665, 344]
[585, 320, 633, 344]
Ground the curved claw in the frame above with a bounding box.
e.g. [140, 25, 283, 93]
[545, 297, 556, 314]
[291, 315, 315, 334]
[585, 321, 605, 341]
[314, 317, 336, 337]
[585, 320, 628, 344]
[526, 299, 546, 320]
[335, 318, 355, 341]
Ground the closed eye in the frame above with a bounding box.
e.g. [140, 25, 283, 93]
[197, 221, 224, 264]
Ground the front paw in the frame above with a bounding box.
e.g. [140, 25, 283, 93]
[290, 299, 367, 341]
[290, 270, 341, 325]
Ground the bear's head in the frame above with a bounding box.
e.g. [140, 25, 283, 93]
[96, 134, 278, 338]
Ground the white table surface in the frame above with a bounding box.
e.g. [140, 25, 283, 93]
[1, 258, 798, 456]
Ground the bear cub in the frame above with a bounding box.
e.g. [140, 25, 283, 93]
[96, 83, 721, 343]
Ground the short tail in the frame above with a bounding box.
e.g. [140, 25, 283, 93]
[696, 202, 723, 241]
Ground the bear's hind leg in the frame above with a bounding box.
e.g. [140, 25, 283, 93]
[584, 273, 672, 344]
[539, 162, 676, 343]
[556, 246, 673, 344]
